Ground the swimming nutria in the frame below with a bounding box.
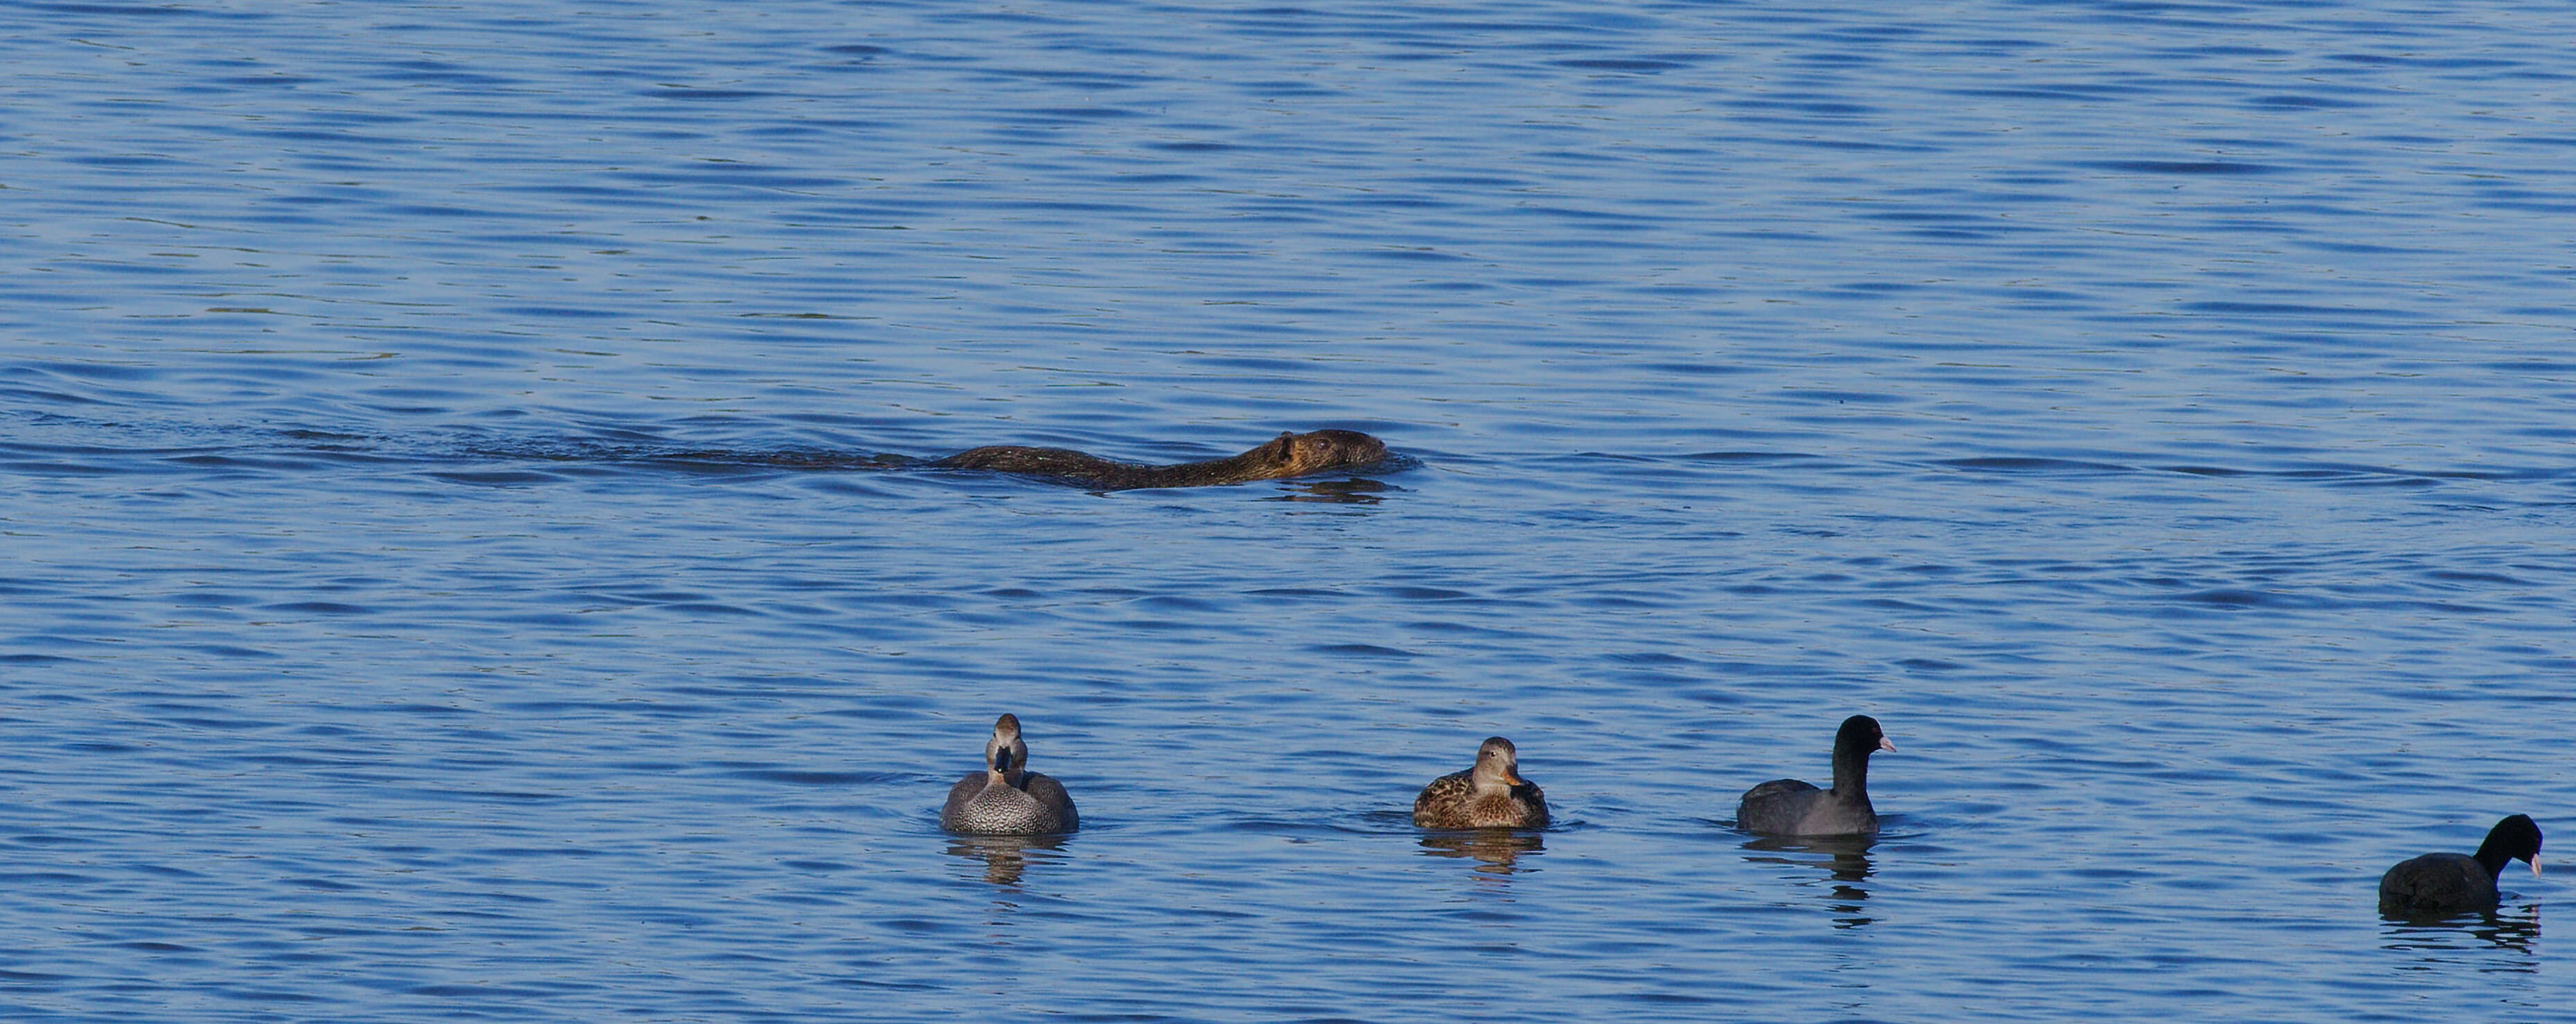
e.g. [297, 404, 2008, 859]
[934, 428, 1389, 490]
[1413, 736, 1549, 830]
[941, 713, 1078, 835]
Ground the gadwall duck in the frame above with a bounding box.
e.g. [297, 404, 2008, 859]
[941, 713, 1078, 835]
[1413, 736, 1549, 829]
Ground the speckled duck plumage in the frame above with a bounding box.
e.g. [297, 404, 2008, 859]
[941, 713, 1078, 835]
[1413, 736, 1549, 829]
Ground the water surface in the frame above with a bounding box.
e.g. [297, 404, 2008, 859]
[5, 0, 2573, 1020]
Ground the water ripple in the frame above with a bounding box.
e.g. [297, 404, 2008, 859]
[7, 0, 2576, 1019]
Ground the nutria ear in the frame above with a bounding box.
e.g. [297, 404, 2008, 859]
[1270, 433, 1295, 457]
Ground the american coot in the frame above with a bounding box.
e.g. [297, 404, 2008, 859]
[941, 713, 1079, 835]
[1736, 715, 1895, 837]
[2377, 814, 2543, 916]
[1413, 736, 1549, 829]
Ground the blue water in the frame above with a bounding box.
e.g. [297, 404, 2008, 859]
[5, 0, 2573, 1019]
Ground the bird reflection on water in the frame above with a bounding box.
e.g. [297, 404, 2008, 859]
[1418, 829, 1545, 876]
[944, 833, 1072, 888]
[2380, 903, 2541, 963]
[1741, 834, 1877, 929]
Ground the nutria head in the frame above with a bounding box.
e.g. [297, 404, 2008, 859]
[1259, 429, 1388, 474]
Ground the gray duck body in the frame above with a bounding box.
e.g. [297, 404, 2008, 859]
[940, 713, 1078, 835]
[2378, 814, 2543, 916]
[1413, 736, 1548, 829]
[1736, 715, 1894, 838]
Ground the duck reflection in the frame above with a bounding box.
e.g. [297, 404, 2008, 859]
[2380, 903, 2541, 960]
[1742, 834, 1876, 928]
[943, 833, 1070, 888]
[1418, 829, 1544, 876]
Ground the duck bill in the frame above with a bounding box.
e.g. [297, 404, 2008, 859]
[2534, 859, 2545, 878]
[1877, 738, 1897, 753]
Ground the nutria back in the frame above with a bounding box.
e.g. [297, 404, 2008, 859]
[935, 429, 1389, 490]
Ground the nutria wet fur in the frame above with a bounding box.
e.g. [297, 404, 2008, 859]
[934, 429, 1389, 490]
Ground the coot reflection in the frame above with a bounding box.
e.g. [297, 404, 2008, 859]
[2379, 903, 2539, 959]
[1743, 834, 1877, 929]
